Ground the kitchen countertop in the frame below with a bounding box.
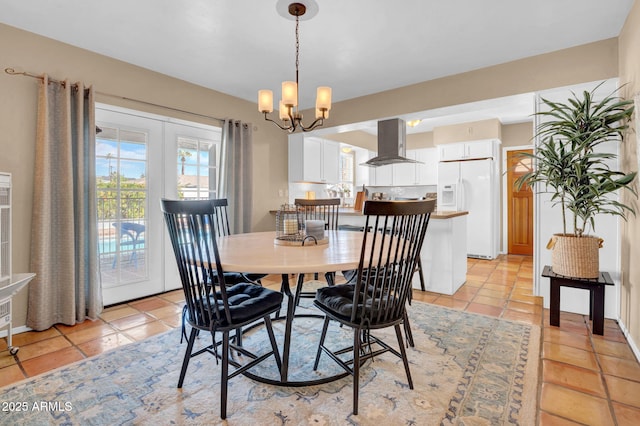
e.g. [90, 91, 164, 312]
[337, 208, 468, 219]
[270, 208, 468, 219]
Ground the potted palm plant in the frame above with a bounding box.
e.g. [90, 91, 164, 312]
[516, 83, 636, 278]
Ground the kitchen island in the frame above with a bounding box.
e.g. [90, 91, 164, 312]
[338, 208, 468, 295]
[271, 206, 468, 295]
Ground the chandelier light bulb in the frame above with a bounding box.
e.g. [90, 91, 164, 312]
[316, 86, 332, 110]
[279, 100, 290, 121]
[258, 90, 274, 113]
[282, 81, 298, 107]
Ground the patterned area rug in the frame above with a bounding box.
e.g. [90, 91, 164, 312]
[1, 299, 540, 425]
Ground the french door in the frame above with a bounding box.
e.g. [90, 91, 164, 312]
[96, 105, 221, 305]
[163, 122, 222, 291]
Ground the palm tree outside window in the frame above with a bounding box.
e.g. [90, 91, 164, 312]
[177, 136, 220, 200]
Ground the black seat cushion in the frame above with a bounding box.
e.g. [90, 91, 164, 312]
[341, 269, 357, 283]
[315, 283, 400, 324]
[223, 283, 283, 325]
[186, 283, 283, 329]
[220, 272, 267, 285]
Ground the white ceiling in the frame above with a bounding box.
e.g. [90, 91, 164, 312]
[0, 0, 634, 135]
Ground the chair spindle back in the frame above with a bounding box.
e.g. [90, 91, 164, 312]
[353, 199, 435, 325]
[294, 198, 341, 230]
[161, 199, 232, 327]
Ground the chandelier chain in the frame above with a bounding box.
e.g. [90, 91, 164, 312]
[295, 14, 300, 90]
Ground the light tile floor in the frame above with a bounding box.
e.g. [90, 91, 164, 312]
[2, 255, 640, 424]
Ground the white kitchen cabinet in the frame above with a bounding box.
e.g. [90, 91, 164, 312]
[301, 137, 322, 182]
[416, 148, 438, 185]
[413, 213, 468, 294]
[395, 149, 439, 185]
[369, 148, 439, 186]
[371, 163, 394, 186]
[437, 143, 466, 162]
[392, 151, 417, 186]
[466, 139, 495, 159]
[438, 139, 498, 161]
[289, 135, 340, 183]
[322, 140, 340, 183]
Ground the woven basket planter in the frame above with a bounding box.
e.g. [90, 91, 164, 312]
[547, 234, 603, 279]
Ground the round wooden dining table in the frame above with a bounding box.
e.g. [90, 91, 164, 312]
[216, 230, 365, 386]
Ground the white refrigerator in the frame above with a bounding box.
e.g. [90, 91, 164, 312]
[437, 158, 499, 259]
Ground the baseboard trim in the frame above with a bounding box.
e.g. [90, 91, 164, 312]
[0, 324, 33, 339]
[618, 318, 640, 363]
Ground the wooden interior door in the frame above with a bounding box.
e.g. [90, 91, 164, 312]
[507, 149, 534, 255]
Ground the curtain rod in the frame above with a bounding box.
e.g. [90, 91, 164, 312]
[5, 67, 225, 123]
[5, 67, 77, 88]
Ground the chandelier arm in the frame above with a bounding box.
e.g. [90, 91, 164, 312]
[287, 109, 296, 125]
[263, 113, 324, 133]
[263, 112, 294, 131]
[299, 117, 325, 132]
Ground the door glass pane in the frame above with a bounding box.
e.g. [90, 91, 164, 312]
[177, 136, 219, 199]
[96, 126, 148, 287]
[515, 156, 532, 173]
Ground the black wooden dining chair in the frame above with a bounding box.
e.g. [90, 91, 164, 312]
[312, 199, 435, 415]
[208, 198, 267, 285]
[178, 198, 267, 342]
[392, 198, 428, 292]
[161, 199, 283, 420]
[293, 198, 341, 308]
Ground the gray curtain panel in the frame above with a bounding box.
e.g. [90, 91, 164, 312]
[219, 119, 253, 234]
[635, 94, 640, 173]
[27, 75, 102, 330]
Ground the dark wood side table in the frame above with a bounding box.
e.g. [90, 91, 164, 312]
[542, 265, 614, 335]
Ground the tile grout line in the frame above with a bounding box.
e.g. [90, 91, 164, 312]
[589, 327, 619, 426]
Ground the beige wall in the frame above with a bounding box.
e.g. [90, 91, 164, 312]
[433, 118, 502, 144]
[407, 132, 435, 149]
[323, 130, 377, 151]
[0, 23, 288, 327]
[618, 1, 640, 353]
[310, 38, 618, 128]
[0, 22, 624, 332]
[501, 122, 534, 148]
[323, 128, 435, 150]
[325, 121, 528, 151]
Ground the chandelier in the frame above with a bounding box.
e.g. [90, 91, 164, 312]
[258, 2, 331, 133]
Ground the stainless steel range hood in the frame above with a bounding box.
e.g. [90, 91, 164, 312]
[361, 118, 420, 167]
